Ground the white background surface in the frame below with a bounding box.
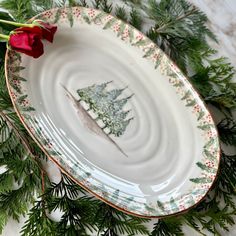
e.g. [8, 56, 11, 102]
[1, 0, 236, 235]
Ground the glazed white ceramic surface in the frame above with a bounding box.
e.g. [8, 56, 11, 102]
[27, 25, 197, 192]
[6, 7, 220, 217]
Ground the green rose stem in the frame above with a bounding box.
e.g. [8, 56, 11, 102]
[0, 33, 9, 40]
[0, 19, 34, 28]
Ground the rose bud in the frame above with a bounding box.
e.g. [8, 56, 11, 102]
[9, 30, 44, 58]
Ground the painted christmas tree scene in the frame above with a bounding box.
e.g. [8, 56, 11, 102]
[62, 81, 134, 156]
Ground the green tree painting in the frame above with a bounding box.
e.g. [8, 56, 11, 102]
[63, 81, 134, 156]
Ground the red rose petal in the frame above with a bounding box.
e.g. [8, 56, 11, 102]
[15, 26, 42, 37]
[37, 21, 57, 43]
[9, 31, 44, 58]
[9, 22, 57, 58]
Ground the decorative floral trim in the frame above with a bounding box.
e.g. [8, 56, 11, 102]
[6, 7, 220, 217]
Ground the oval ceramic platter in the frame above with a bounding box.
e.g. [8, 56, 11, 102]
[5, 7, 220, 218]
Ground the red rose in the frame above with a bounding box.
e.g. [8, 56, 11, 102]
[15, 26, 42, 35]
[9, 27, 44, 58]
[8, 22, 57, 58]
[36, 21, 57, 43]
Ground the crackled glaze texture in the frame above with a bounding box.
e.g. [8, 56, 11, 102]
[5, 7, 220, 217]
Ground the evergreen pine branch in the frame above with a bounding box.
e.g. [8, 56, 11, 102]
[151, 218, 184, 236]
[100, 0, 113, 14]
[93, 0, 102, 9]
[0, 184, 35, 221]
[54, 197, 97, 235]
[0, 149, 43, 223]
[93, 202, 149, 235]
[115, 5, 143, 30]
[31, 0, 54, 11]
[115, 6, 128, 22]
[217, 118, 236, 146]
[179, 152, 236, 235]
[203, 206, 235, 234]
[0, 212, 8, 235]
[45, 173, 86, 199]
[68, 0, 78, 7]
[0, 171, 14, 193]
[20, 172, 147, 235]
[123, 0, 142, 5]
[0, 0, 36, 22]
[78, 0, 89, 7]
[0, 63, 13, 112]
[0, 0, 236, 236]
[200, 152, 236, 210]
[214, 153, 236, 208]
[190, 56, 236, 110]
[0, 111, 45, 229]
[92, 0, 112, 13]
[20, 201, 57, 236]
[0, 10, 16, 34]
[38, 174, 97, 235]
[144, 0, 216, 72]
[44, 174, 149, 235]
[184, 206, 235, 236]
[152, 198, 236, 236]
[129, 8, 143, 30]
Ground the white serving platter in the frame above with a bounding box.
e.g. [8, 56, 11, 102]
[5, 7, 220, 218]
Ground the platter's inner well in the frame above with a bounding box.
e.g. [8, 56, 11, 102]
[22, 23, 202, 201]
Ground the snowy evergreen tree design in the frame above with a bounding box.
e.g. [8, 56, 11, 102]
[77, 81, 134, 137]
[62, 81, 134, 156]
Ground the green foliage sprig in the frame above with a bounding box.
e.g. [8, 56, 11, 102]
[21, 174, 149, 236]
[0, 0, 235, 235]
